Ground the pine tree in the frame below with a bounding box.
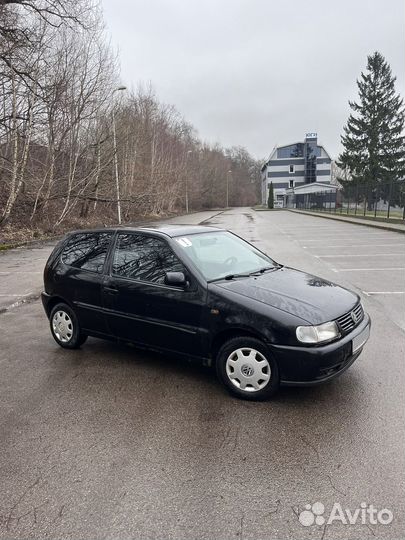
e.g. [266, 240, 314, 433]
[267, 181, 274, 209]
[338, 52, 405, 205]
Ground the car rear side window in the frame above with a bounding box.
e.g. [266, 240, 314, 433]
[61, 232, 112, 273]
[112, 234, 184, 283]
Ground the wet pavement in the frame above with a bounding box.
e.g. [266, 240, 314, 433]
[0, 208, 404, 539]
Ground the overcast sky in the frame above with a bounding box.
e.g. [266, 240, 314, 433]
[101, 0, 404, 160]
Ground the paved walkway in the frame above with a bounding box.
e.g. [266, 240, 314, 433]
[290, 209, 405, 233]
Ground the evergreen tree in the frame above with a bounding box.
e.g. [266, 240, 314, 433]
[267, 181, 274, 209]
[338, 52, 405, 205]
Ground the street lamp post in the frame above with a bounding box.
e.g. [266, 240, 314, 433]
[226, 170, 232, 208]
[185, 149, 192, 213]
[112, 86, 127, 224]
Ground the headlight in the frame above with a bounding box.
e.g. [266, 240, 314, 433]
[296, 321, 340, 344]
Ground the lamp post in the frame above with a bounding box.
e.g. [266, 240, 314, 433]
[226, 170, 232, 208]
[112, 86, 127, 224]
[185, 149, 192, 213]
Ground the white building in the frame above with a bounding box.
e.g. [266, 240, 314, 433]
[261, 133, 336, 207]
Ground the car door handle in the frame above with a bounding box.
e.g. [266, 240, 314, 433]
[103, 285, 119, 295]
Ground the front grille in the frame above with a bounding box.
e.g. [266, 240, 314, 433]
[336, 303, 364, 335]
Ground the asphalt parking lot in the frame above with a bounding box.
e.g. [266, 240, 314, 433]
[0, 208, 404, 540]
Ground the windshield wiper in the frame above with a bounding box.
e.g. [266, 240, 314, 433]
[223, 266, 281, 280]
[254, 264, 283, 274]
[209, 264, 283, 283]
[208, 273, 251, 283]
[223, 273, 251, 280]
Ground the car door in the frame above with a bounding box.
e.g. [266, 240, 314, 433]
[59, 231, 112, 334]
[103, 232, 207, 357]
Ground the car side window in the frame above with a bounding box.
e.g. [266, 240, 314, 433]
[61, 232, 112, 273]
[112, 234, 185, 284]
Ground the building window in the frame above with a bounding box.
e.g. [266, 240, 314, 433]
[289, 164, 294, 174]
[277, 144, 304, 158]
[277, 143, 321, 160]
[305, 141, 317, 183]
[267, 171, 271, 178]
[289, 180, 294, 188]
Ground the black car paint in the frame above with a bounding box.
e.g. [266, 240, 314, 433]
[213, 267, 359, 325]
[102, 274, 207, 356]
[42, 225, 370, 384]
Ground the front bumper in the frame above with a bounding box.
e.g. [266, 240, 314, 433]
[272, 313, 371, 385]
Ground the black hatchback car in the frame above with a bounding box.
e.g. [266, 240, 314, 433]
[42, 225, 370, 400]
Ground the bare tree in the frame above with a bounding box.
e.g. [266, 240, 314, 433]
[0, 1, 261, 239]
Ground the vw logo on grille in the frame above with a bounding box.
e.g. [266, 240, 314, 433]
[351, 310, 359, 323]
[241, 364, 254, 377]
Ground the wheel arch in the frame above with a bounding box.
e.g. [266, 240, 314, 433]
[45, 295, 74, 318]
[211, 327, 270, 364]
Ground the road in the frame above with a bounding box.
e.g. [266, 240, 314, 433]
[0, 208, 404, 540]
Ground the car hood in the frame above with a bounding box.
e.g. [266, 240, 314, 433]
[212, 267, 359, 325]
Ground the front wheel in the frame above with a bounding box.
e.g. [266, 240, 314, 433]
[216, 337, 279, 400]
[50, 303, 88, 349]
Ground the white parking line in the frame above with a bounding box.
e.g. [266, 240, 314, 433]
[363, 291, 405, 296]
[303, 244, 405, 249]
[296, 237, 397, 240]
[315, 253, 405, 258]
[338, 267, 405, 272]
[302, 235, 403, 241]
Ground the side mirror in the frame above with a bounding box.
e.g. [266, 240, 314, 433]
[164, 271, 187, 288]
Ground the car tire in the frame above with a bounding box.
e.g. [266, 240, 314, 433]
[49, 303, 88, 349]
[216, 336, 279, 400]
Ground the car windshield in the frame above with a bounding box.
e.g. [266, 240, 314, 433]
[174, 231, 277, 281]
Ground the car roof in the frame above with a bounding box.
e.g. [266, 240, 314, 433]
[68, 224, 225, 238]
[136, 224, 224, 237]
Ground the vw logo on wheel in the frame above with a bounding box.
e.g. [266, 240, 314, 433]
[241, 364, 254, 377]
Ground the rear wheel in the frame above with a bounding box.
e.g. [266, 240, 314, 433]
[50, 303, 87, 349]
[216, 336, 279, 400]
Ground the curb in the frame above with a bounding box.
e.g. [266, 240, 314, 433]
[288, 210, 405, 234]
[0, 235, 61, 251]
[198, 210, 226, 224]
[0, 292, 42, 315]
